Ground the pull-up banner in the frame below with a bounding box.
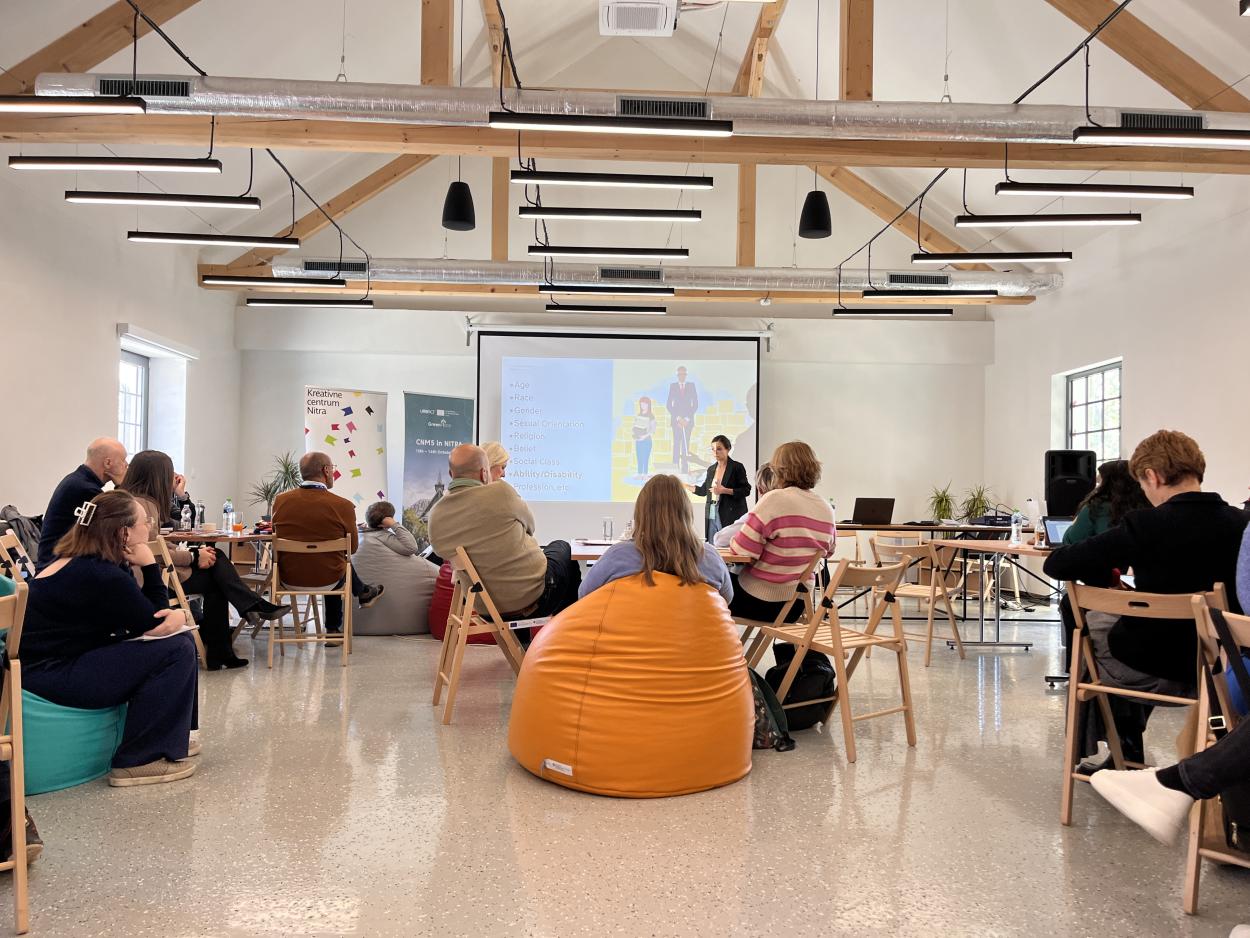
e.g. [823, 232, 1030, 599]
[402, 392, 476, 551]
[304, 386, 389, 524]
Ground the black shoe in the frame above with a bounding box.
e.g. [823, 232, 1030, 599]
[1077, 741, 1145, 776]
[1, 809, 43, 866]
[205, 654, 249, 671]
[358, 583, 385, 608]
[244, 600, 292, 628]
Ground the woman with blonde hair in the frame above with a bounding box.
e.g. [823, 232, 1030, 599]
[714, 463, 777, 549]
[579, 474, 732, 603]
[482, 441, 510, 482]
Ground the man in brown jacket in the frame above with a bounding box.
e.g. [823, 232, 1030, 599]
[272, 452, 383, 633]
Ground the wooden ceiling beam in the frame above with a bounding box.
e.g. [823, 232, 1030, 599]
[1043, 0, 1250, 112]
[0, 0, 203, 95]
[421, 0, 455, 86]
[491, 156, 509, 261]
[6, 115, 1250, 173]
[839, 0, 873, 101]
[737, 164, 757, 267]
[731, 0, 789, 96]
[480, 0, 513, 89]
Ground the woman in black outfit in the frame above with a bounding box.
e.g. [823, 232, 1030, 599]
[687, 435, 751, 542]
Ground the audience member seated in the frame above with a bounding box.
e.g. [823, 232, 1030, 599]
[714, 463, 776, 549]
[352, 501, 438, 635]
[482, 441, 510, 482]
[37, 438, 128, 568]
[580, 474, 732, 604]
[686, 435, 751, 542]
[1044, 430, 1249, 769]
[428, 445, 580, 629]
[728, 441, 836, 624]
[1239, 523, 1250, 616]
[22, 491, 200, 787]
[271, 452, 384, 635]
[122, 450, 289, 669]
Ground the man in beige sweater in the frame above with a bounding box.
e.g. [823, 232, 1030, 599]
[429, 445, 580, 634]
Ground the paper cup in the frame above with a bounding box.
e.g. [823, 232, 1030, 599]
[202, 522, 218, 532]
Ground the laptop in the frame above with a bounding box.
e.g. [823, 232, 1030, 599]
[1041, 516, 1075, 548]
[848, 497, 895, 526]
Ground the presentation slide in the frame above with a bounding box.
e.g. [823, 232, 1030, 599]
[477, 332, 759, 536]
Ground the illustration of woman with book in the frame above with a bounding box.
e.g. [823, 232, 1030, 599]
[633, 397, 656, 476]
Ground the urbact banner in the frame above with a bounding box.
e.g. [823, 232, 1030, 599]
[304, 386, 389, 524]
[402, 392, 476, 551]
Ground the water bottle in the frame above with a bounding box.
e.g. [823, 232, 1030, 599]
[196, 502, 206, 530]
[223, 498, 234, 532]
[180, 503, 193, 532]
[1010, 509, 1023, 545]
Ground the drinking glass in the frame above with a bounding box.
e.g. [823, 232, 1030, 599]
[602, 517, 614, 541]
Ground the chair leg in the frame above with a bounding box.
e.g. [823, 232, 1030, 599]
[1182, 681, 1213, 914]
[937, 581, 965, 660]
[441, 616, 473, 725]
[432, 621, 457, 707]
[268, 594, 279, 669]
[892, 602, 918, 747]
[923, 589, 937, 668]
[1060, 630, 1084, 826]
[745, 628, 771, 669]
[8, 665, 29, 935]
[828, 627, 857, 763]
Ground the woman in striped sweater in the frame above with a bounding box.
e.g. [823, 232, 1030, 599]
[728, 441, 836, 623]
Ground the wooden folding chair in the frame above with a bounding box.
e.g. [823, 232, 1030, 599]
[0, 580, 31, 934]
[0, 533, 35, 585]
[269, 537, 354, 669]
[149, 537, 209, 671]
[1183, 600, 1250, 914]
[870, 537, 966, 666]
[746, 558, 915, 763]
[432, 547, 536, 725]
[1059, 582, 1225, 827]
[736, 554, 824, 655]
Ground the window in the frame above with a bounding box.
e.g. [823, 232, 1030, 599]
[1067, 361, 1121, 462]
[118, 350, 149, 455]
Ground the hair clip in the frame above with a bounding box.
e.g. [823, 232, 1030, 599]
[74, 501, 98, 527]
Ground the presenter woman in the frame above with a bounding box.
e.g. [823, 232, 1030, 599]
[686, 435, 751, 542]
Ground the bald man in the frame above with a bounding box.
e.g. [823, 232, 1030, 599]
[271, 451, 383, 634]
[37, 438, 129, 568]
[429, 444, 580, 633]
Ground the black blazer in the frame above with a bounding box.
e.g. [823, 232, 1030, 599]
[694, 459, 751, 530]
[1043, 491, 1248, 683]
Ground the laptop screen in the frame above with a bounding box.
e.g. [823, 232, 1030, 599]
[1043, 517, 1074, 546]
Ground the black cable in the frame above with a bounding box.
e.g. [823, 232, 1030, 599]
[238, 146, 254, 197]
[206, 113, 216, 159]
[123, 0, 208, 76]
[1083, 45, 1102, 127]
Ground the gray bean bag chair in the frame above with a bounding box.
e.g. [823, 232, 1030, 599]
[351, 526, 438, 635]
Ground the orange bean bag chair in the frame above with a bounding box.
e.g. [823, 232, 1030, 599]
[508, 572, 753, 798]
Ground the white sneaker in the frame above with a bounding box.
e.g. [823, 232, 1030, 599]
[1090, 767, 1193, 846]
[1228, 926, 1250, 938]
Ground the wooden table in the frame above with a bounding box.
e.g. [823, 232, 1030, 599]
[930, 538, 1054, 650]
[169, 530, 273, 575]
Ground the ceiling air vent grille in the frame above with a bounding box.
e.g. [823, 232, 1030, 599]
[598, 266, 665, 282]
[887, 272, 950, 286]
[98, 78, 192, 98]
[618, 97, 709, 120]
[304, 260, 369, 274]
[1119, 111, 1203, 131]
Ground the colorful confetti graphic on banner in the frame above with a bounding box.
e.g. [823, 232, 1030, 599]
[304, 385, 388, 523]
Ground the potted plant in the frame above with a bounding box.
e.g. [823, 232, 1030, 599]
[960, 485, 994, 523]
[247, 452, 305, 520]
[928, 483, 956, 523]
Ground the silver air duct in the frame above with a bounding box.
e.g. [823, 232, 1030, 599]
[34, 74, 1243, 144]
[268, 258, 1059, 296]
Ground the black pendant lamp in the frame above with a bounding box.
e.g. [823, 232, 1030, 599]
[799, 186, 832, 239]
[442, 176, 476, 231]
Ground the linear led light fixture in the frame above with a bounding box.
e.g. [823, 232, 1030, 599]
[1073, 126, 1250, 147]
[67, 190, 261, 210]
[545, 303, 667, 315]
[528, 245, 689, 260]
[202, 274, 347, 287]
[539, 283, 676, 297]
[861, 289, 999, 299]
[0, 95, 145, 114]
[954, 213, 1141, 228]
[245, 297, 373, 308]
[488, 111, 733, 137]
[995, 180, 1194, 199]
[129, 230, 300, 249]
[912, 250, 1073, 264]
[510, 169, 714, 190]
[518, 206, 701, 222]
[833, 308, 954, 318]
[10, 155, 221, 173]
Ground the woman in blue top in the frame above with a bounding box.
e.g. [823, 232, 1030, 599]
[580, 474, 732, 604]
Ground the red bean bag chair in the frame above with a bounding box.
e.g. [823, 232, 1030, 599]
[508, 572, 753, 798]
[428, 561, 494, 644]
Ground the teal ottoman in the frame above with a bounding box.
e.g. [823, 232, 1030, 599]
[21, 691, 126, 795]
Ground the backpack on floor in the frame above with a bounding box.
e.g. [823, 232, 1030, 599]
[766, 642, 836, 731]
[748, 669, 795, 752]
[1204, 609, 1250, 851]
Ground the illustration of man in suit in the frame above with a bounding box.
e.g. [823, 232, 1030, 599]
[665, 365, 699, 474]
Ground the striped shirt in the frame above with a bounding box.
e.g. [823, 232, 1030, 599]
[730, 487, 836, 602]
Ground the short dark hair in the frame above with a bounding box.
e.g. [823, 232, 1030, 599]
[711, 434, 732, 451]
[366, 501, 395, 529]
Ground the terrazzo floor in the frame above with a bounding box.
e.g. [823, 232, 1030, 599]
[6, 606, 1248, 937]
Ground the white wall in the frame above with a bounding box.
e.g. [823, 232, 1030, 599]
[236, 308, 992, 538]
[985, 174, 1250, 511]
[0, 166, 241, 517]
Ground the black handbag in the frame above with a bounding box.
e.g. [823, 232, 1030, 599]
[1203, 609, 1250, 851]
[766, 642, 836, 731]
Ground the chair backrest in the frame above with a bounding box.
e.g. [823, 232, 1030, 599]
[1193, 598, 1250, 714]
[1068, 581, 1227, 624]
[450, 546, 510, 624]
[0, 530, 36, 583]
[831, 557, 908, 594]
[0, 579, 28, 663]
[271, 537, 352, 589]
